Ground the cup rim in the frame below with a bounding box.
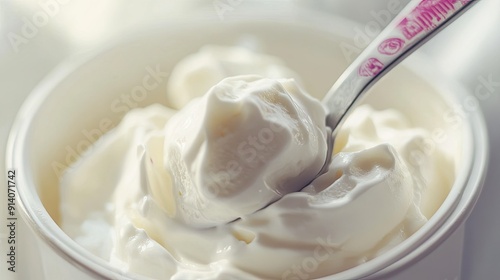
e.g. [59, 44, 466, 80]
[6, 56, 129, 280]
[5, 14, 489, 280]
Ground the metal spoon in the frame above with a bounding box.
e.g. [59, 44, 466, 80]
[323, 0, 480, 137]
[316, 0, 480, 177]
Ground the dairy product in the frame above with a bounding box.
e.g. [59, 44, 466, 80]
[166, 45, 301, 110]
[163, 75, 328, 227]
[59, 46, 452, 279]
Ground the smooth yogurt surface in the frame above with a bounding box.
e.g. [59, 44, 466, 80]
[59, 46, 453, 279]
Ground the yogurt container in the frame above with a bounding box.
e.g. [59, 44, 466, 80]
[6, 8, 488, 280]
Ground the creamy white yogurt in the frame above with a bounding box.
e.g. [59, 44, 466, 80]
[59, 46, 452, 279]
[163, 75, 327, 227]
[166, 45, 301, 110]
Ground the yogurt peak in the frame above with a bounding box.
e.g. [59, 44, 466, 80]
[163, 75, 328, 227]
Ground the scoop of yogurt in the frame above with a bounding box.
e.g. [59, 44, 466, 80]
[163, 75, 327, 227]
[59, 46, 452, 279]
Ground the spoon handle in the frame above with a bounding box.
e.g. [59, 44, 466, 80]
[323, 0, 479, 134]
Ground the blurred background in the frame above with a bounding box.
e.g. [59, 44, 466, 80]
[1, 0, 499, 279]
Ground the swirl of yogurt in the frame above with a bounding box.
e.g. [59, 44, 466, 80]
[166, 45, 301, 109]
[163, 75, 328, 227]
[59, 46, 452, 279]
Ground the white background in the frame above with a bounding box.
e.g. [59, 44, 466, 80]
[1, 0, 499, 279]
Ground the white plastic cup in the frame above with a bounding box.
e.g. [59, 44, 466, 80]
[6, 9, 488, 280]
